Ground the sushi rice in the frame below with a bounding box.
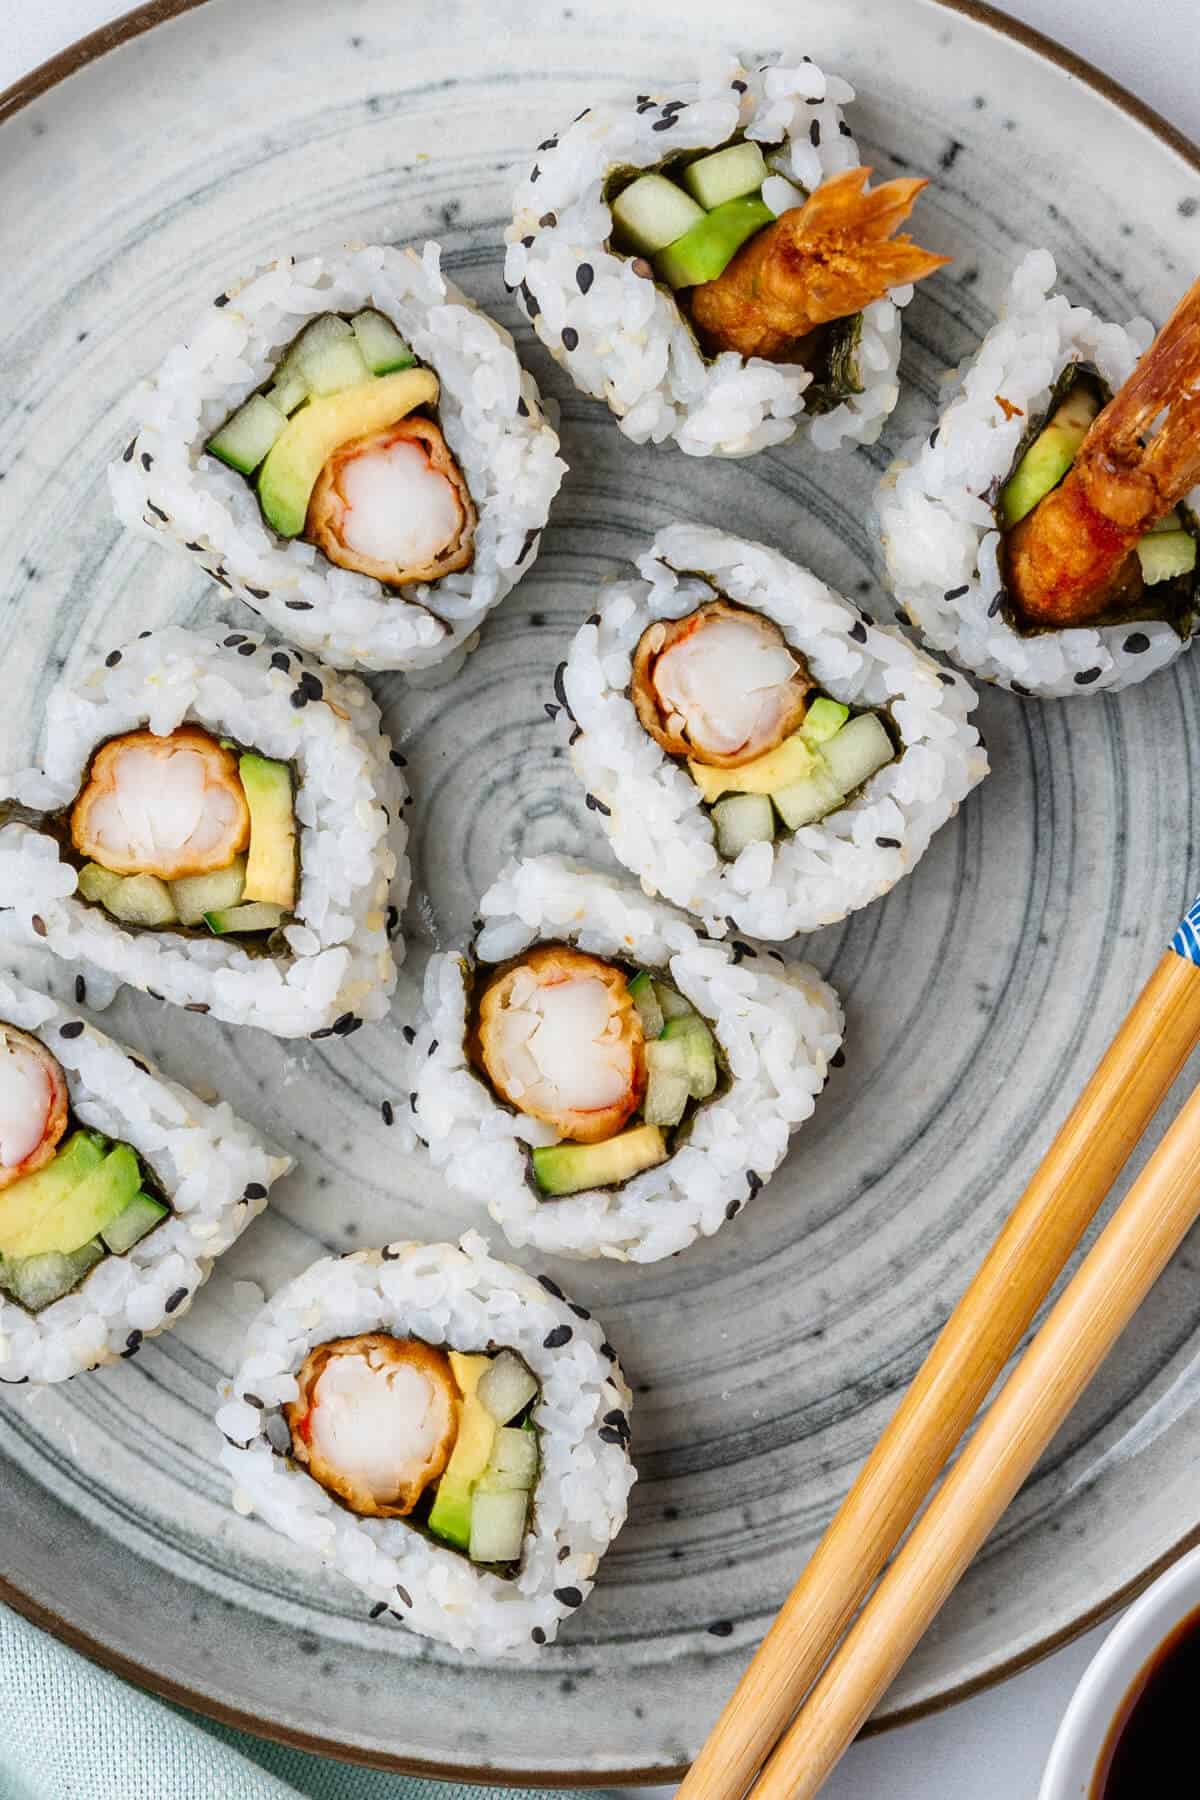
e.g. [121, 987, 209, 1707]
[0, 627, 406, 1038]
[505, 53, 911, 459]
[109, 244, 566, 674]
[876, 250, 1198, 696]
[559, 525, 988, 940]
[0, 971, 291, 1385]
[413, 855, 843, 1263]
[218, 1232, 635, 1658]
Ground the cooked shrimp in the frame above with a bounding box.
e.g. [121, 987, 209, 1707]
[285, 1334, 459, 1519]
[474, 945, 645, 1144]
[0, 1026, 69, 1193]
[688, 166, 949, 362]
[632, 600, 812, 767]
[71, 727, 250, 881]
[306, 417, 476, 586]
[1005, 276, 1200, 627]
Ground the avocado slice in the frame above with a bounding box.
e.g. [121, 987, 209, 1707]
[532, 1123, 668, 1197]
[101, 1191, 169, 1255]
[689, 730, 817, 803]
[4, 1142, 142, 1261]
[0, 1131, 107, 1255]
[654, 195, 774, 289]
[427, 1351, 497, 1551]
[239, 754, 297, 909]
[999, 382, 1100, 529]
[256, 366, 438, 538]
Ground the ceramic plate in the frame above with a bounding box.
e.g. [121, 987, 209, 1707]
[2, 0, 1200, 1781]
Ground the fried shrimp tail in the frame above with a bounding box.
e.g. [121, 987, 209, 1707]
[1006, 276, 1200, 626]
[688, 166, 949, 361]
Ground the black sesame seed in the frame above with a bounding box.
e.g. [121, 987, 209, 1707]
[401, 1025, 416, 1045]
[224, 633, 247, 647]
[839, 120, 852, 137]
[386, 906, 401, 939]
[732, 79, 747, 92]
[987, 594, 1002, 618]
[165, 1287, 188, 1314]
[332, 1012, 361, 1036]
[944, 585, 969, 601]
[125, 1329, 143, 1351]
[146, 501, 169, 522]
[876, 835, 901, 849]
[369, 1601, 388, 1619]
[725, 1199, 741, 1220]
[290, 685, 308, 709]
[538, 135, 558, 151]
[831, 1048, 846, 1069]
[849, 621, 867, 643]
[246, 586, 270, 600]
[1074, 666, 1103, 686]
[708, 1620, 734, 1638]
[1123, 632, 1150, 654]
[122, 438, 136, 463]
[598, 1427, 624, 1445]
[600, 1342, 617, 1361]
[300, 671, 323, 700]
[585, 792, 611, 816]
[285, 600, 313, 611]
[568, 1301, 591, 1320]
[139, 451, 154, 473]
[539, 211, 557, 229]
[530, 164, 541, 183]
[809, 119, 821, 146]
[184, 541, 204, 553]
[138, 630, 152, 639]
[517, 396, 529, 417]
[310, 1026, 334, 1041]
[747, 1170, 763, 1197]
[938, 670, 955, 685]
[244, 1182, 267, 1201]
[128, 1055, 149, 1074]
[544, 702, 561, 721]
[663, 99, 687, 114]
[554, 1586, 583, 1608]
[59, 1020, 85, 1039]
[270, 652, 290, 673]
[531, 1627, 547, 1645]
[561, 325, 579, 351]
[185, 1002, 210, 1014]
[544, 1324, 573, 1349]
[603, 1409, 630, 1437]
[74, 975, 87, 1004]
[636, 100, 656, 113]
[214, 292, 230, 307]
[652, 114, 678, 131]
[427, 1039, 438, 1056]
[553, 661, 574, 718]
[381, 1100, 394, 1126]
[929, 427, 940, 448]
[394, 1584, 412, 1607]
[575, 262, 595, 294]
[517, 526, 540, 565]
[243, 1394, 264, 1408]
[1011, 680, 1032, 697]
[206, 567, 232, 589]
[730, 940, 755, 964]
[538, 1274, 565, 1299]
[237, 641, 256, 657]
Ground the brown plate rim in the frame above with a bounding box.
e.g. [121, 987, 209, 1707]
[0, 0, 1198, 1783]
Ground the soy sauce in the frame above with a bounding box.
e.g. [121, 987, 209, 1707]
[1093, 1603, 1200, 1796]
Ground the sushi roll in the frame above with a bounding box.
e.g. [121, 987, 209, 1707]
[0, 627, 405, 1038]
[218, 1232, 634, 1657]
[504, 54, 945, 458]
[0, 971, 290, 1384]
[109, 244, 566, 673]
[557, 525, 987, 940]
[412, 856, 842, 1262]
[876, 254, 1200, 696]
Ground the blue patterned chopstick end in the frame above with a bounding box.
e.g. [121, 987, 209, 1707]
[1171, 901, 1200, 966]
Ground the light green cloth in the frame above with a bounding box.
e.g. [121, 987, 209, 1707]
[0, 1603, 593, 1800]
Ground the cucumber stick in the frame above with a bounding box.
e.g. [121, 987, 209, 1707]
[1136, 529, 1197, 585]
[207, 394, 287, 475]
[712, 793, 774, 860]
[611, 173, 704, 255]
[682, 142, 768, 209]
[351, 309, 415, 374]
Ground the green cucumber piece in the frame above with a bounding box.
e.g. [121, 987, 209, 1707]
[611, 173, 705, 255]
[476, 1350, 538, 1425]
[478, 1425, 538, 1493]
[351, 309, 416, 375]
[101, 1191, 169, 1255]
[468, 1487, 529, 1563]
[77, 863, 123, 907]
[294, 315, 371, 396]
[91, 872, 179, 928]
[0, 1239, 104, 1313]
[800, 697, 850, 745]
[204, 902, 286, 935]
[169, 855, 246, 927]
[682, 142, 768, 209]
[712, 792, 774, 861]
[821, 714, 894, 796]
[643, 1038, 691, 1128]
[207, 394, 287, 475]
[628, 969, 665, 1041]
[654, 195, 773, 289]
[653, 981, 696, 1023]
[662, 1013, 717, 1100]
[1136, 529, 1197, 585]
[772, 767, 846, 831]
[266, 372, 310, 416]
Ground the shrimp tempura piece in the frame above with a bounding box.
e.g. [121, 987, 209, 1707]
[689, 166, 948, 362]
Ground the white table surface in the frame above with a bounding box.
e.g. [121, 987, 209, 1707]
[3, 4, 1195, 1797]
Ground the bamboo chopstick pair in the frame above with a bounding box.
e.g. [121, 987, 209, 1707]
[679, 899, 1200, 1800]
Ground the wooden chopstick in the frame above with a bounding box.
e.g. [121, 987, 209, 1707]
[755, 1061, 1200, 1799]
[680, 916, 1200, 1800]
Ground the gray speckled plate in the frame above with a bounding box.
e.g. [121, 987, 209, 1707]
[2, 0, 1200, 1782]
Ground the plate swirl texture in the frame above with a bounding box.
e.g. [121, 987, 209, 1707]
[1, 0, 1200, 1779]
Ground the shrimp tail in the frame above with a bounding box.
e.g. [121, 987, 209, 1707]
[689, 166, 949, 361]
[1094, 278, 1200, 510]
